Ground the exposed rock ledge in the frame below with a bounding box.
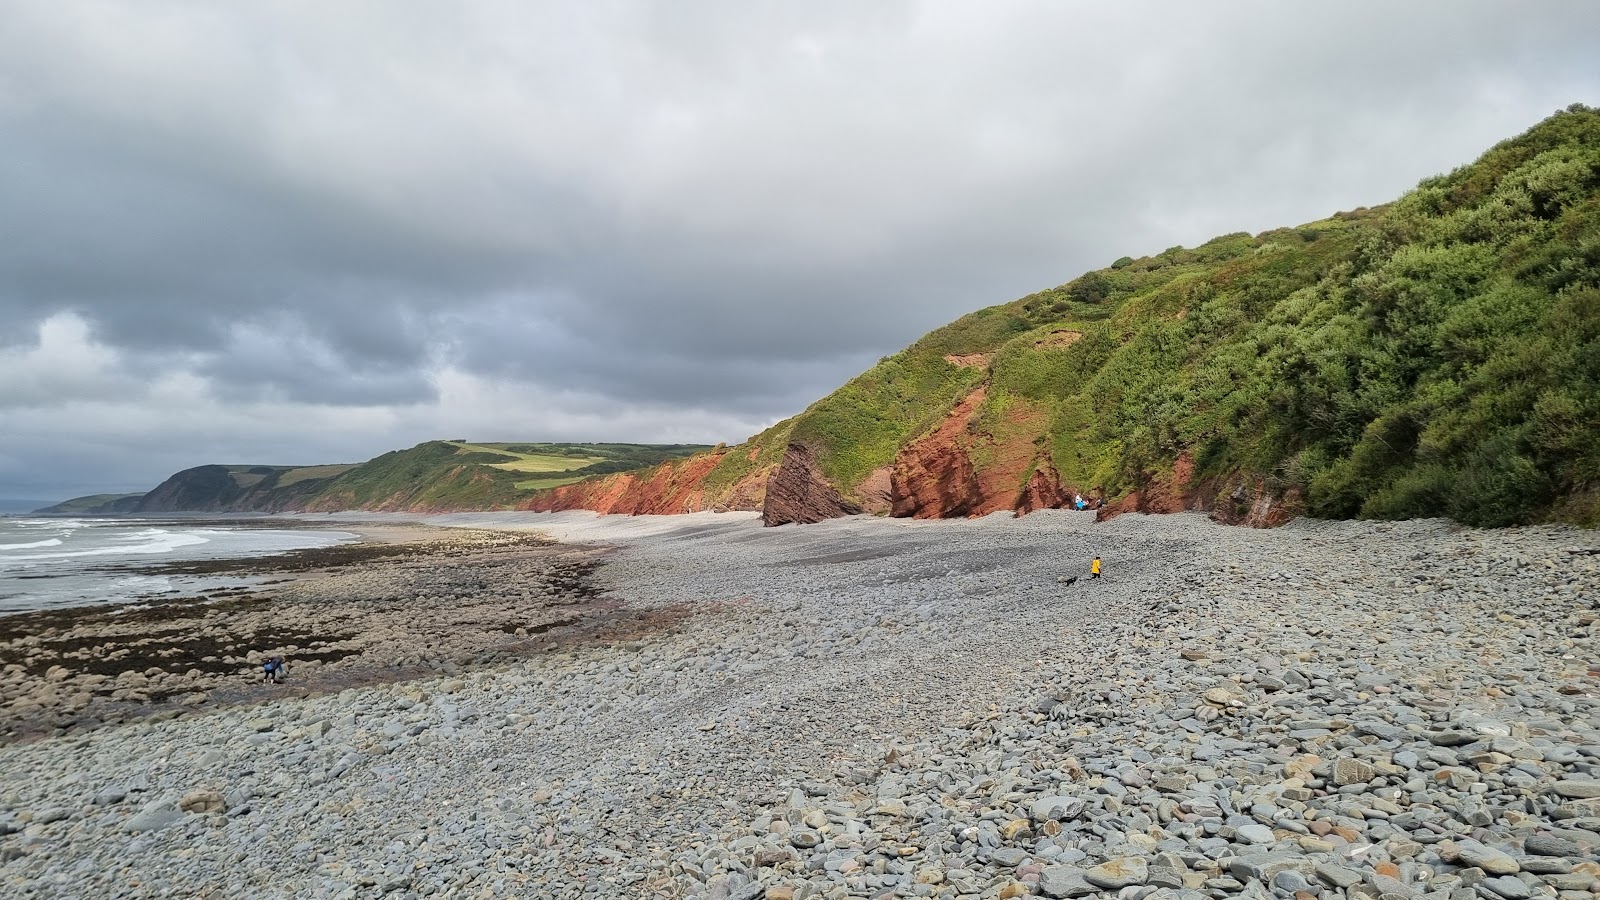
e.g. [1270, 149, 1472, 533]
[762, 444, 862, 526]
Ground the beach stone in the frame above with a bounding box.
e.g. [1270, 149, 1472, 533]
[1236, 823, 1275, 845]
[1317, 864, 1364, 889]
[1039, 866, 1097, 898]
[1477, 875, 1532, 899]
[1031, 795, 1087, 822]
[1334, 758, 1375, 785]
[92, 786, 127, 806]
[1525, 833, 1582, 857]
[1458, 841, 1520, 875]
[1553, 781, 1600, 800]
[1085, 857, 1147, 889]
[991, 847, 1027, 867]
[179, 789, 226, 814]
[1273, 870, 1313, 894]
[122, 800, 184, 832]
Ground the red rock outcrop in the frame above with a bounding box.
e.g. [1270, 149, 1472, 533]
[1094, 453, 1302, 527]
[888, 386, 1094, 519]
[1015, 463, 1073, 515]
[762, 443, 863, 526]
[1096, 453, 1194, 521]
[1204, 475, 1302, 527]
[856, 466, 894, 515]
[524, 450, 766, 516]
[890, 389, 987, 518]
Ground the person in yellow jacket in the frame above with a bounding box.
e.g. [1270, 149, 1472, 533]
[1090, 556, 1102, 579]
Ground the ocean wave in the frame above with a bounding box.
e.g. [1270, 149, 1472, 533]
[0, 530, 210, 562]
[0, 538, 64, 550]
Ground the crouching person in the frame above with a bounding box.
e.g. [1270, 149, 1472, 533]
[261, 655, 287, 684]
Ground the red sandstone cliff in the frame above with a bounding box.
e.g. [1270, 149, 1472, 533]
[1095, 453, 1300, 527]
[522, 450, 767, 516]
[888, 386, 1087, 521]
[519, 394, 1300, 528]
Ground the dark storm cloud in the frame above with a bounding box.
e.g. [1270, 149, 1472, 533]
[2, 0, 1599, 496]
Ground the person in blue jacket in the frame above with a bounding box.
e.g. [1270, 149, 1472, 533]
[261, 655, 287, 684]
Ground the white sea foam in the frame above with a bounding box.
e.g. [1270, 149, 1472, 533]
[0, 529, 210, 562]
[0, 521, 354, 613]
[0, 538, 64, 550]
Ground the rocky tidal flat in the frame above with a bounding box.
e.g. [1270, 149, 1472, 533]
[0, 510, 1596, 900]
[0, 525, 624, 741]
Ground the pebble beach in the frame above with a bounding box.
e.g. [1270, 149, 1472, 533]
[0, 510, 1597, 900]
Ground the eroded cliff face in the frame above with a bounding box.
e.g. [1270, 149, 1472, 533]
[889, 389, 987, 518]
[1094, 453, 1302, 526]
[523, 450, 767, 516]
[888, 386, 1087, 521]
[761, 443, 862, 526]
[516, 394, 1300, 528]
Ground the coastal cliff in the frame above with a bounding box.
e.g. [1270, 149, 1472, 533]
[547, 106, 1600, 529]
[40, 108, 1600, 530]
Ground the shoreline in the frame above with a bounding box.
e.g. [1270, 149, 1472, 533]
[0, 519, 685, 743]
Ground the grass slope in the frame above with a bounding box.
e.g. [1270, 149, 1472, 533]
[30, 493, 145, 515]
[774, 105, 1600, 526]
[298, 441, 714, 510]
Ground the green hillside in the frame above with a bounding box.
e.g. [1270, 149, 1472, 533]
[299, 441, 712, 510]
[29, 493, 144, 515]
[37, 442, 713, 514]
[768, 105, 1600, 527]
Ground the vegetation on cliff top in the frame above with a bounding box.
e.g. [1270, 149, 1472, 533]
[774, 105, 1600, 526]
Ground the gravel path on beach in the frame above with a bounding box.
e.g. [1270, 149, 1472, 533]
[0, 510, 1596, 900]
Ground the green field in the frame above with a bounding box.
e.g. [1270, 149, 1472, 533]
[444, 442, 605, 475]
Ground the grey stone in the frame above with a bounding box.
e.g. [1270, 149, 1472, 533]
[1317, 864, 1365, 889]
[1039, 866, 1098, 899]
[990, 847, 1026, 867]
[1273, 871, 1313, 894]
[1457, 841, 1520, 875]
[1235, 823, 1275, 845]
[122, 800, 184, 832]
[1552, 780, 1600, 800]
[1523, 832, 1580, 857]
[1475, 875, 1531, 900]
[1031, 795, 1088, 822]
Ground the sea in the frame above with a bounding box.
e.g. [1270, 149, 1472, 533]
[0, 517, 355, 615]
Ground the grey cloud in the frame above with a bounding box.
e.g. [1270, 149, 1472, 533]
[1, 0, 1599, 496]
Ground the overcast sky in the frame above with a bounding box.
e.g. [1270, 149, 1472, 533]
[2, 1, 1598, 501]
